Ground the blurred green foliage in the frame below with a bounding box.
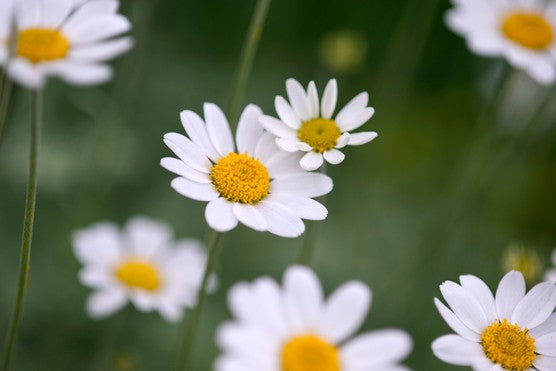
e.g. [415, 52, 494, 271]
[1, 0, 556, 370]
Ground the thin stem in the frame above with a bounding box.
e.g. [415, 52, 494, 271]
[2, 90, 42, 371]
[227, 0, 272, 125]
[177, 231, 223, 371]
[0, 78, 14, 146]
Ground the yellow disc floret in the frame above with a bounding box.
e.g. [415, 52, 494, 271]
[210, 152, 270, 204]
[17, 28, 70, 64]
[501, 12, 554, 50]
[282, 335, 340, 371]
[298, 118, 342, 153]
[115, 260, 161, 291]
[481, 319, 536, 370]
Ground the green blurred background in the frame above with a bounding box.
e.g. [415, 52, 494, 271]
[1, 0, 556, 370]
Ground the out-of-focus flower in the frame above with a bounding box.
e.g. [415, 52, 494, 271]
[445, 0, 556, 85]
[0, 0, 133, 89]
[432, 271, 556, 370]
[545, 248, 556, 282]
[260, 78, 377, 171]
[161, 104, 332, 238]
[215, 265, 413, 371]
[72, 216, 215, 322]
[319, 29, 367, 74]
[502, 242, 542, 284]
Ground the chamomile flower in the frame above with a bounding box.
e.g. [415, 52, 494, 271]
[545, 248, 556, 282]
[72, 216, 215, 322]
[260, 78, 377, 171]
[432, 271, 556, 370]
[0, 0, 133, 89]
[215, 265, 413, 371]
[161, 104, 332, 238]
[446, 0, 556, 85]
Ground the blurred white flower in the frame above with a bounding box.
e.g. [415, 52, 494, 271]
[260, 78, 377, 171]
[545, 248, 556, 282]
[72, 216, 215, 322]
[432, 271, 556, 370]
[0, 0, 133, 89]
[215, 265, 413, 371]
[446, 0, 556, 85]
[161, 104, 332, 238]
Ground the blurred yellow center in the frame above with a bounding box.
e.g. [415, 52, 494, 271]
[16, 28, 70, 63]
[501, 12, 553, 50]
[115, 260, 160, 291]
[281, 335, 340, 371]
[210, 152, 270, 204]
[298, 118, 341, 153]
[481, 319, 536, 370]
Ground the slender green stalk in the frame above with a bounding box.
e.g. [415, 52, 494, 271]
[0, 78, 14, 145]
[227, 0, 272, 125]
[2, 90, 42, 371]
[178, 231, 223, 371]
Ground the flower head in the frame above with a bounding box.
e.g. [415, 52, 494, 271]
[446, 0, 556, 85]
[72, 216, 215, 322]
[432, 271, 556, 370]
[260, 78, 377, 171]
[545, 248, 556, 282]
[0, 0, 133, 89]
[215, 265, 413, 371]
[161, 103, 333, 238]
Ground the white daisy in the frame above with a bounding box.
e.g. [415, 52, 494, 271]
[259, 78, 377, 171]
[545, 249, 556, 282]
[432, 271, 556, 370]
[0, 0, 133, 89]
[72, 216, 215, 322]
[446, 0, 556, 85]
[161, 103, 333, 238]
[215, 265, 413, 371]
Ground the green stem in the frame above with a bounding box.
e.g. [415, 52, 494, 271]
[0, 78, 14, 146]
[227, 0, 272, 125]
[2, 90, 42, 371]
[177, 231, 223, 371]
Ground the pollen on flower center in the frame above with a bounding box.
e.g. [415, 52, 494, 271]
[481, 319, 536, 370]
[298, 118, 341, 153]
[210, 152, 270, 204]
[115, 260, 161, 291]
[501, 12, 554, 50]
[16, 28, 70, 64]
[281, 335, 340, 371]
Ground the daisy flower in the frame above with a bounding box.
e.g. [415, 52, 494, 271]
[446, 0, 556, 85]
[545, 248, 556, 282]
[72, 216, 215, 322]
[432, 271, 556, 370]
[161, 103, 333, 238]
[215, 265, 413, 371]
[0, 0, 133, 89]
[259, 78, 377, 171]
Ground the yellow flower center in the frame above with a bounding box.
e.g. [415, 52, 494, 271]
[298, 118, 341, 153]
[115, 260, 161, 291]
[481, 319, 536, 370]
[281, 335, 340, 371]
[210, 152, 270, 204]
[501, 12, 554, 50]
[16, 28, 70, 64]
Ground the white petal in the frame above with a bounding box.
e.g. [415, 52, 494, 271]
[460, 275, 497, 324]
[348, 132, 378, 146]
[205, 198, 238, 232]
[286, 78, 311, 120]
[72, 222, 122, 265]
[306, 81, 319, 118]
[431, 334, 483, 366]
[321, 79, 338, 119]
[335, 92, 369, 129]
[495, 270, 526, 321]
[300, 151, 324, 171]
[236, 104, 264, 155]
[180, 110, 220, 162]
[254, 132, 279, 163]
[339, 107, 375, 132]
[43, 61, 113, 86]
[160, 157, 210, 184]
[342, 329, 413, 368]
[295, 141, 313, 151]
[41, 0, 74, 28]
[86, 289, 127, 319]
[511, 281, 556, 329]
[440, 281, 489, 333]
[157, 300, 183, 323]
[434, 298, 481, 342]
[530, 313, 556, 339]
[78, 268, 111, 288]
[163, 132, 212, 173]
[64, 15, 131, 45]
[283, 265, 323, 330]
[171, 177, 219, 201]
[264, 150, 305, 178]
[534, 355, 556, 370]
[124, 217, 171, 257]
[69, 37, 133, 62]
[275, 95, 301, 129]
[266, 194, 327, 220]
[259, 115, 296, 139]
[323, 149, 345, 165]
[232, 203, 267, 232]
[335, 132, 351, 149]
[257, 201, 305, 238]
[204, 103, 235, 157]
[271, 173, 333, 198]
[275, 137, 300, 152]
[7, 59, 46, 89]
[319, 281, 371, 343]
[536, 333, 556, 356]
[63, 0, 119, 29]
